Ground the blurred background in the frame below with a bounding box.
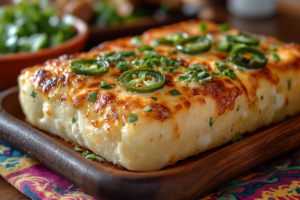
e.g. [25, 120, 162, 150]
[0, 0, 300, 88]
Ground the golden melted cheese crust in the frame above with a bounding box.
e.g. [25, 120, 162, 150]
[19, 20, 300, 171]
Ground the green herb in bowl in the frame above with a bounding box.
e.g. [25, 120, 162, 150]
[0, 0, 77, 54]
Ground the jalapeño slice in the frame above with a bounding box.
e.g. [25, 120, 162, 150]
[233, 34, 259, 45]
[120, 69, 165, 93]
[175, 36, 211, 54]
[70, 59, 109, 76]
[155, 33, 186, 45]
[231, 47, 268, 69]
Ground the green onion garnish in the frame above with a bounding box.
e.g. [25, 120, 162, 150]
[209, 117, 214, 127]
[30, 90, 36, 98]
[273, 53, 280, 62]
[87, 91, 97, 102]
[99, 81, 115, 90]
[74, 146, 82, 152]
[151, 97, 157, 101]
[200, 22, 207, 33]
[129, 113, 138, 122]
[220, 23, 230, 31]
[144, 106, 152, 112]
[169, 89, 181, 96]
[95, 156, 104, 162]
[232, 132, 243, 143]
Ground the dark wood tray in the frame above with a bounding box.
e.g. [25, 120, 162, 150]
[1, 86, 300, 200]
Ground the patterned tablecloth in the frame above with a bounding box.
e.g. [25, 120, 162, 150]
[1, 139, 300, 200]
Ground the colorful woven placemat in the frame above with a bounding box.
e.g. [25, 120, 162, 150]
[1, 139, 300, 200]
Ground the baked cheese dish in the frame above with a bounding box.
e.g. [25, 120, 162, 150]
[19, 20, 300, 171]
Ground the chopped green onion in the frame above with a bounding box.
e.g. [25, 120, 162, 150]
[199, 76, 212, 85]
[232, 132, 243, 143]
[273, 53, 280, 62]
[288, 79, 291, 90]
[261, 95, 263, 100]
[99, 81, 115, 90]
[116, 61, 131, 71]
[74, 146, 82, 152]
[199, 22, 207, 33]
[151, 97, 157, 101]
[144, 106, 152, 112]
[82, 150, 89, 157]
[115, 77, 120, 82]
[72, 118, 76, 124]
[87, 91, 97, 102]
[138, 45, 153, 52]
[168, 49, 176, 54]
[131, 36, 143, 45]
[211, 72, 223, 78]
[209, 117, 214, 127]
[95, 156, 104, 162]
[229, 73, 237, 80]
[100, 112, 104, 118]
[237, 105, 239, 111]
[86, 154, 95, 160]
[169, 89, 181, 96]
[220, 23, 230, 31]
[30, 90, 36, 98]
[129, 113, 138, 122]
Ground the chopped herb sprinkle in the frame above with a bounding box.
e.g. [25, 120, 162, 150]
[86, 154, 95, 160]
[138, 45, 153, 53]
[129, 113, 138, 122]
[87, 91, 97, 102]
[220, 23, 230, 31]
[199, 22, 207, 33]
[169, 89, 181, 96]
[232, 132, 243, 143]
[100, 112, 104, 118]
[211, 72, 223, 78]
[168, 49, 176, 54]
[151, 97, 157, 101]
[115, 77, 120, 81]
[82, 150, 89, 157]
[178, 63, 212, 85]
[72, 118, 76, 124]
[215, 61, 237, 80]
[209, 117, 214, 127]
[30, 90, 36, 98]
[237, 105, 239, 111]
[261, 95, 264, 100]
[288, 79, 291, 90]
[130, 36, 143, 45]
[74, 146, 82, 152]
[144, 106, 152, 112]
[95, 156, 104, 162]
[99, 81, 115, 90]
[273, 53, 280, 62]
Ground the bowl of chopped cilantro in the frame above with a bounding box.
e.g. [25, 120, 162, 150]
[0, 0, 89, 88]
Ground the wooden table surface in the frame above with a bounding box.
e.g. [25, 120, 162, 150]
[0, 176, 29, 200]
[1, 1, 300, 199]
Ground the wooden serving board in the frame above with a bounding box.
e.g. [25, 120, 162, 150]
[1, 86, 300, 200]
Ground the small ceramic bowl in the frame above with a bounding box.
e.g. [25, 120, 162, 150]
[0, 15, 89, 89]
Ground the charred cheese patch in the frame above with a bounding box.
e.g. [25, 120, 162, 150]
[19, 20, 300, 171]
